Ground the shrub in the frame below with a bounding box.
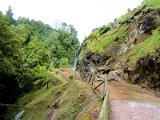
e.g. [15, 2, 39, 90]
[99, 26, 111, 35]
[68, 74, 74, 80]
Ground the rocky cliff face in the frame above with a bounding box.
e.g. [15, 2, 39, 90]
[126, 51, 160, 95]
[78, 1, 160, 96]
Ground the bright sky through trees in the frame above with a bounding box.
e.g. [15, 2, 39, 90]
[0, 0, 143, 42]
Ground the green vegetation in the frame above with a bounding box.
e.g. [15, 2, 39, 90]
[0, 6, 80, 119]
[143, 0, 160, 8]
[79, 23, 128, 61]
[1, 0, 160, 119]
[80, 0, 160, 64]
[113, 0, 160, 29]
[0, 7, 79, 88]
[53, 71, 65, 83]
[16, 81, 101, 120]
[85, 24, 128, 53]
[129, 29, 160, 65]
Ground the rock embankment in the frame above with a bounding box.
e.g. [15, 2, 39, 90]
[126, 51, 160, 96]
[78, 5, 160, 96]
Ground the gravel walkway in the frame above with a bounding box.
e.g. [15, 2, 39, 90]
[109, 81, 160, 120]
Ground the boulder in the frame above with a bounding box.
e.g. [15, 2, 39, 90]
[140, 14, 156, 34]
[90, 53, 101, 66]
[106, 70, 125, 81]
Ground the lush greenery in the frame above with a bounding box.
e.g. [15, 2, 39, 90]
[85, 24, 128, 53]
[0, 6, 80, 110]
[16, 81, 101, 120]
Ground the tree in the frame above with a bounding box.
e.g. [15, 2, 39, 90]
[59, 58, 69, 68]
[0, 9, 80, 119]
[0, 11, 19, 104]
[6, 6, 15, 24]
[127, 8, 131, 13]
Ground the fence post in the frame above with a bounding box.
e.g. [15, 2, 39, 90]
[102, 78, 107, 100]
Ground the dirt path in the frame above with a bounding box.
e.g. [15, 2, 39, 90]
[109, 81, 160, 120]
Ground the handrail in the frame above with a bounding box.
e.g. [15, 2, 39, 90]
[0, 103, 25, 108]
[83, 70, 110, 120]
[98, 90, 109, 120]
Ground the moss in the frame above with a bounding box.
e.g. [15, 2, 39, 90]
[129, 29, 160, 65]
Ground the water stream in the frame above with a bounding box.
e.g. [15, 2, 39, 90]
[72, 47, 80, 72]
[72, 58, 78, 72]
[15, 110, 25, 120]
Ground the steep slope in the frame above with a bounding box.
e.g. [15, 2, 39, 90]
[78, 0, 160, 95]
[13, 70, 101, 120]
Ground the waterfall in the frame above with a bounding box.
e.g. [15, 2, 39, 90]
[72, 58, 78, 72]
[72, 47, 81, 72]
[15, 110, 25, 120]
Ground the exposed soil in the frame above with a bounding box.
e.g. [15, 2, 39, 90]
[109, 81, 160, 120]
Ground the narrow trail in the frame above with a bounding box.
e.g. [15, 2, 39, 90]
[74, 70, 160, 120]
[109, 81, 160, 120]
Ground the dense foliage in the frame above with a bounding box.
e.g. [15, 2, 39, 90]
[0, 7, 80, 105]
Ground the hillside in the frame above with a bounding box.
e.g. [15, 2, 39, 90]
[5, 69, 102, 120]
[78, 0, 160, 96]
[1, 0, 160, 120]
[0, 7, 80, 119]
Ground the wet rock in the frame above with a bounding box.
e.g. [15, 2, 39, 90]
[90, 53, 101, 66]
[140, 14, 156, 34]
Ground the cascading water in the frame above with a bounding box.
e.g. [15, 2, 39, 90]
[72, 47, 81, 72]
[73, 58, 78, 72]
[15, 110, 25, 120]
